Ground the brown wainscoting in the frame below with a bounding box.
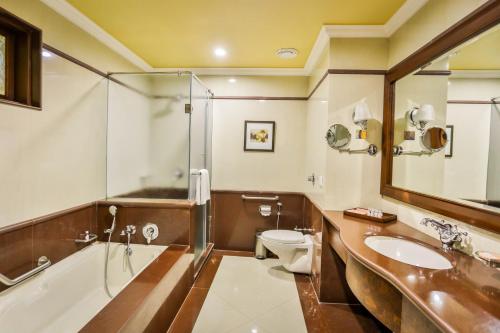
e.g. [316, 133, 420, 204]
[96, 201, 197, 249]
[211, 190, 305, 251]
[0, 202, 97, 292]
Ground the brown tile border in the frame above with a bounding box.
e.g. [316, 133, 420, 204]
[294, 274, 389, 333]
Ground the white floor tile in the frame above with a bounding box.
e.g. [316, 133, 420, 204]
[254, 299, 308, 333]
[192, 256, 307, 333]
[191, 293, 249, 333]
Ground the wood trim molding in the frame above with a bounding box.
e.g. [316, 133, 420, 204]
[43, 43, 108, 78]
[381, 0, 500, 234]
[414, 70, 452, 76]
[328, 69, 387, 75]
[386, 1, 500, 82]
[212, 96, 307, 101]
[447, 99, 499, 105]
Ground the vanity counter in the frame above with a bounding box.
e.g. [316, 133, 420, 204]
[321, 210, 500, 333]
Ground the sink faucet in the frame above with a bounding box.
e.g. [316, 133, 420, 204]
[420, 218, 467, 251]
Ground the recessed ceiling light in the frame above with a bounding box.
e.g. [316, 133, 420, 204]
[276, 48, 298, 59]
[228, 78, 237, 83]
[42, 50, 52, 58]
[214, 47, 227, 58]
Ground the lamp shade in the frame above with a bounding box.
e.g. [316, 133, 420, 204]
[416, 104, 435, 122]
[353, 101, 372, 123]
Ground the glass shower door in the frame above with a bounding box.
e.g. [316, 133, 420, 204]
[189, 75, 213, 266]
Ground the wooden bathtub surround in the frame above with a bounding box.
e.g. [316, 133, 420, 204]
[321, 210, 500, 333]
[81, 245, 194, 333]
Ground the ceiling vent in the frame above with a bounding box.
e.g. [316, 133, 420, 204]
[276, 48, 298, 59]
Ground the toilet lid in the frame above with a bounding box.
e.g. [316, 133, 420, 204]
[262, 230, 305, 244]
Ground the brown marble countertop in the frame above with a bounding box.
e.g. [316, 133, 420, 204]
[321, 210, 500, 333]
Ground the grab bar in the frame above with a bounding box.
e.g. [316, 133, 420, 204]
[241, 194, 279, 201]
[0, 256, 51, 286]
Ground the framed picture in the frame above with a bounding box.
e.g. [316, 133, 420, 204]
[445, 125, 454, 158]
[244, 121, 276, 152]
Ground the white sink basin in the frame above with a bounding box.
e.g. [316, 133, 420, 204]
[364, 236, 452, 269]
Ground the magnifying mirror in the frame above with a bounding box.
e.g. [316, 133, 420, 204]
[326, 124, 351, 149]
[421, 126, 448, 152]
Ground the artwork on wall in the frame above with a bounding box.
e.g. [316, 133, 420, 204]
[244, 121, 275, 152]
[445, 125, 454, 158]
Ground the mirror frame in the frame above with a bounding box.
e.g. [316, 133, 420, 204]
[381, 0, 500, 234]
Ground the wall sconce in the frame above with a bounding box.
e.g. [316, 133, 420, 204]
[407, 104, 435, 132]
[353, 101, 372, 131]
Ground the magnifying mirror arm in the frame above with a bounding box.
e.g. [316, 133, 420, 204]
[393, 145, 432, 156]
[338, 144, 378, 156]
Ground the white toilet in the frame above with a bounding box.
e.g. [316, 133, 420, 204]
[261, 229, 313, 274]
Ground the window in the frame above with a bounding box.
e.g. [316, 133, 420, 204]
[0, 7, 42, 109]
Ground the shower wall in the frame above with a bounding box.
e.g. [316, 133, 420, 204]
[107, 73, 195, 199]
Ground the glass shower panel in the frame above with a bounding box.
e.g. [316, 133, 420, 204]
[106, 73, 191, 199]
[189, 76, 213, 265]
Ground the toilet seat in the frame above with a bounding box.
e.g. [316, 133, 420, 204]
[262, 230, 305, 244]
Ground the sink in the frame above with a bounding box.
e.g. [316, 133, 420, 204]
[364, 236, 452, 269]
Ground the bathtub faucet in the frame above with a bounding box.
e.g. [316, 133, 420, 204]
[120, 225, 136, 255]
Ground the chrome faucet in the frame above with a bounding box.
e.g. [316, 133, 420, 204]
[120, 225, 136, 255]
[420, 218, 467, 250]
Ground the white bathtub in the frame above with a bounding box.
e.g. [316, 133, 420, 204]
[0, 242, 166, 333]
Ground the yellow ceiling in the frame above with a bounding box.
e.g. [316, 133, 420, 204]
[66, 0, 405, 68]
[450, 28, 500, 70]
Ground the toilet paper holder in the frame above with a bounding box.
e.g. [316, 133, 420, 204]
[259, 205, 272, 217]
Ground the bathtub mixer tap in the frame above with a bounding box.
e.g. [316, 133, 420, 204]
[121, 225, 136, 255]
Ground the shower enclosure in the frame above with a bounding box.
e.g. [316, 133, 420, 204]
[106, 72, 213, 266]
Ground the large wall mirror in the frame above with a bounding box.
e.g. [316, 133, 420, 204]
[382, 1, 500, 233]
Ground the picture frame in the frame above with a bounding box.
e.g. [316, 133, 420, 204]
[244, 121, 276, 152]
[445, 125, 454, 158]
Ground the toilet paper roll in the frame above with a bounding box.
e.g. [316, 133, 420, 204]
[259, 205, 272, 217]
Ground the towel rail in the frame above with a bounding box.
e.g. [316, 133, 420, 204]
[0, 256, 51, 286]
[241, 195, 279, 201]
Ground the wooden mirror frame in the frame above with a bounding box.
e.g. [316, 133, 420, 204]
[381, 0, 500, 234]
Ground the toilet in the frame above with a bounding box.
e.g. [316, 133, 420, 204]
[261, 229, 313, 274]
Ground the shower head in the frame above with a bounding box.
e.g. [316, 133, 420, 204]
[109, 205, 118, 217]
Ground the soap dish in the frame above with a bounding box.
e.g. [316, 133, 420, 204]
[474, 251, 500, 269]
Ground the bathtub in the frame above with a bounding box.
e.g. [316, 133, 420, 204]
[0, 242, 166, 333]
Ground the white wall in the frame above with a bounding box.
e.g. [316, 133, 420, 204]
[202, 76, 308, 192]
[0, 54, 108, 227]
[0, 0, 139, 227]
[107, 81, 152, 197]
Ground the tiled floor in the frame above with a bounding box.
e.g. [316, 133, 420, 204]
[168, 251, 387, 333]
[192, 256, 307, 333]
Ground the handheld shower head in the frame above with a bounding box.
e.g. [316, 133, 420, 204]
[109, 205, 117, 217]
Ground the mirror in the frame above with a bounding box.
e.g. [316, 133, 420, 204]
[326, 124, 351, 149]
[421, 127, 448, 152]
[390, 23, 500, 215]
